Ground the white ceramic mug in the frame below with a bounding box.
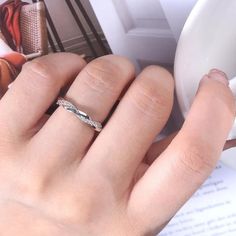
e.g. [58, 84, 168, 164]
[175, 0, 236, 168]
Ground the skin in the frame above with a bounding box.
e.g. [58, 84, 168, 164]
[0, 53, 235, 236]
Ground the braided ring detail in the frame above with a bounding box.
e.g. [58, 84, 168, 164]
[57, 97, 102, 132]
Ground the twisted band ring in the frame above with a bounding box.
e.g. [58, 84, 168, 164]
[57, 97, 102, 132]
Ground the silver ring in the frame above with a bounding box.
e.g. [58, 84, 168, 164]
[56, 97, 102, 132]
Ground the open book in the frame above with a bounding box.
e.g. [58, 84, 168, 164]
[159, 148, 236, 236]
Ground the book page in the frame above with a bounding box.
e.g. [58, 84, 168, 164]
[159, 149, 236, 236]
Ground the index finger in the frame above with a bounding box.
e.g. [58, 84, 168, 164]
[128, 70, 235, 229]
[0, 53, 86, 138]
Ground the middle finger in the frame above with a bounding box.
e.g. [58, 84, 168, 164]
[82, 66, 174, 190]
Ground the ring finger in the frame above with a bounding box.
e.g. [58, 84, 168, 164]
[31, 55, 135, 167]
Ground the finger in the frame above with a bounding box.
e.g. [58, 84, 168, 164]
[128, 70, 235, 229]
[145, 131, 236, 165]
[0, 53, 86, 139]
[31, 55, 135, 166]
[145, 131, 178, 165]
[84, 66, 174, 190]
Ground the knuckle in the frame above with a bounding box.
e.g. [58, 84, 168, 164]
[83, 61, 120, 94]
[177, 144, 216, 176]
[22, 60, 58, 87]
[82, 56, 134, 94]
[130, 79, 173, 118]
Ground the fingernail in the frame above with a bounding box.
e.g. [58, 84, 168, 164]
[210, 68, 227, 77]
[8, 82, 13, 89]
[208, 69, 229, 86]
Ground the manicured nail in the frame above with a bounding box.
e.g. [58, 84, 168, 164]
[210, 68, 227, 77]
[208, 69, 229, 86]
[8, 82, 13, 89]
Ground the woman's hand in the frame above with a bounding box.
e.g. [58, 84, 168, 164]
[0, 53, 234, 236]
